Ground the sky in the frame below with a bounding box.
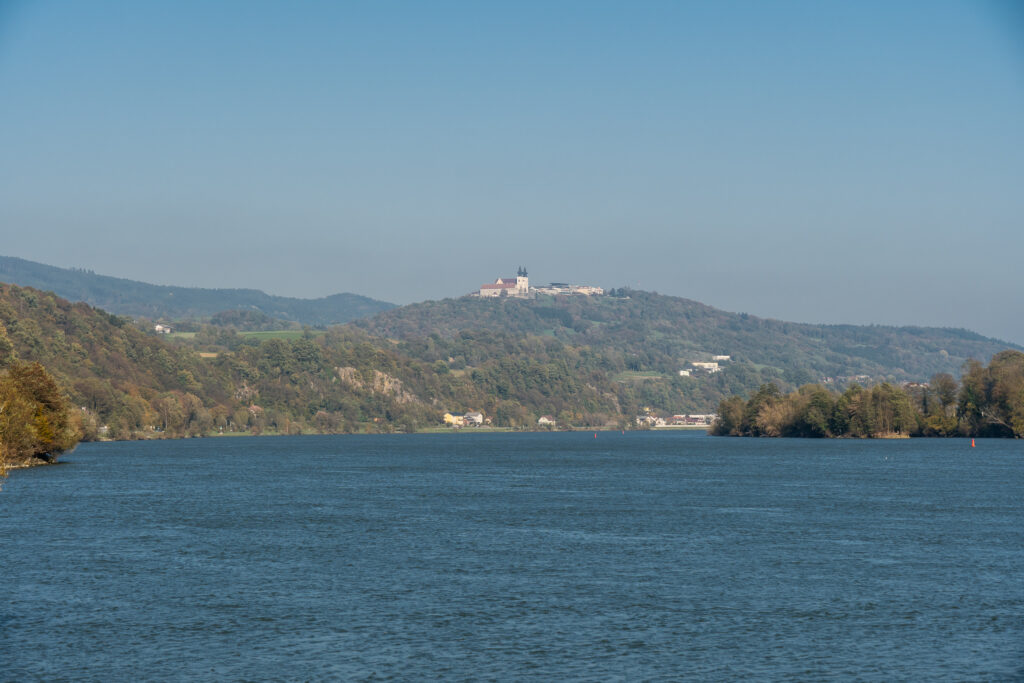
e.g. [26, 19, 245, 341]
[1, 1, 1023, 342]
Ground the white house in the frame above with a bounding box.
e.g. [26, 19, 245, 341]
[464, 411, 484, 425]
[538, 415, 556, 426]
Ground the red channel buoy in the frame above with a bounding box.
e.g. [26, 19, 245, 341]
[971, 438, 975, 448]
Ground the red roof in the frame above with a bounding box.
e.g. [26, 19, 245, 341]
[481, 283, 516, 289]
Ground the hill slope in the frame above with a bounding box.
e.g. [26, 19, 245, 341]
[0, 255, 395, 325]
[0, 283, 638, 436]
[353, 290, 1019, 383]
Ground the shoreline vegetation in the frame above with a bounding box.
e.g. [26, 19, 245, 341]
[0, 361, 81, 482]
[711, 351, 1024, 439]
[1, 423, 696, 483]
[2, 419, 711, 478]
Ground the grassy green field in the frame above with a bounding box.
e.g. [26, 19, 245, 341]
[613, 370, 666, 382]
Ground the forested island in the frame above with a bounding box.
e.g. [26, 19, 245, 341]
[711, 351, 1024, 438]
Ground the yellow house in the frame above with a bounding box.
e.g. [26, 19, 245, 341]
[443, 412, 465, 426]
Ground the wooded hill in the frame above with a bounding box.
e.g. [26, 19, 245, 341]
[0, 283, 644, 437]
[354, 290, 1018, 385]
[0, 255, 395, 325]
[0, 280, 1019, 441]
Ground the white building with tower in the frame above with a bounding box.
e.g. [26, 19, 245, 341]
[479, 267, 530, 298]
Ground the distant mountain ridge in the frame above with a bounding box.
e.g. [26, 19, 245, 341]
[0, 255, 395, 325]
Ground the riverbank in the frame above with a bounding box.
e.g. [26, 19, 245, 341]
[651, 424, 711, 430]
[80, 424, 636, 442]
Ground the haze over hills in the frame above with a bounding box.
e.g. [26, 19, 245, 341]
[0, 255, 395, 326]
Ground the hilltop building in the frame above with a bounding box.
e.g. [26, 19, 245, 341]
[476, 267, 604, 298]
[479, 267, 530, 298]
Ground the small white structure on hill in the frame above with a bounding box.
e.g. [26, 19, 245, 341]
[533, 283, 605, 296]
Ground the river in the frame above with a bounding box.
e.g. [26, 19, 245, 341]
[2, 431, 1021, 680]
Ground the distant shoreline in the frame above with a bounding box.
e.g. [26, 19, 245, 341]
[651, 424, 711, 430]
[70, 425, 705, 447]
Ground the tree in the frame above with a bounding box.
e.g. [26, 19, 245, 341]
[711, 396, 746, 436]
[931, 373, 958, 413]
[743, 383, 782, 436]
[1, 362, 80, 471]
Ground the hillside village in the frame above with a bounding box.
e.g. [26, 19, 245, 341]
[438, 343, 731, 430]
[441, 408, 717, 430]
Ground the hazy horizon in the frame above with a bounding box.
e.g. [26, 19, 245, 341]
[2, 2, 1022, 343]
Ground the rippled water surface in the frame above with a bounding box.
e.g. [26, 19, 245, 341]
[3, 432, 1023, 680]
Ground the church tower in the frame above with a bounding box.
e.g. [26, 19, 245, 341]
[516, 266, 529, 295]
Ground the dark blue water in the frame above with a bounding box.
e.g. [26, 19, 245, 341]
[2, 432, 1022, 680]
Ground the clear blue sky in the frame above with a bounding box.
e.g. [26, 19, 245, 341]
[2, 1, 1023, 342]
